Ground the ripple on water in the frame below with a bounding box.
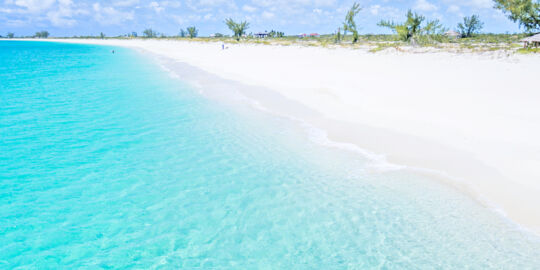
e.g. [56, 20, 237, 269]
[0, 41, 539, 269]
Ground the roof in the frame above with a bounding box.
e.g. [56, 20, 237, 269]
[445, 30, 460, 37]
[521, 33, 540, 42]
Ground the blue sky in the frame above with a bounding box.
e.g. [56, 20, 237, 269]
[0, 0, 522, 37]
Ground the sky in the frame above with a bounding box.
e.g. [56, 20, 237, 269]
[0, 0, 522, 37]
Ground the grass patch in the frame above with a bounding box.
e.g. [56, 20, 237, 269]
[517, 47, 540, 54]
[368, 43, 400, 53]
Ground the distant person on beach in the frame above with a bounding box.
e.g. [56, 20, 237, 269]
[221, 42, 225, 50]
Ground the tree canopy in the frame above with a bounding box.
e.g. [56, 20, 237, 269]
[179, 29, 186, 37]
[457, 15, 484, 37]
[378, 10, 445, 42]
[34, 31, 50, 38]
[494, 0, 540, 32]
[143, 28, 157, 38]
[186, 27, 198, 38]
[225, 18, 249, 41]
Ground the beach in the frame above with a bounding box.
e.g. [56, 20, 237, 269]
[40, 39, 540, 235]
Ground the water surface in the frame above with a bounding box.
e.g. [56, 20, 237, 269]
[1, 41, 539, 269]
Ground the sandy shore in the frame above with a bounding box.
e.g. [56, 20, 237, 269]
[27, 38, 540, 235]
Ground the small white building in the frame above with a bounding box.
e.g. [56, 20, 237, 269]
[445, 30, 460, 39]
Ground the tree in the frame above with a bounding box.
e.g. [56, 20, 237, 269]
[335, 27, 342, 43]
[100, 32, 105, 39]
[7, 32, 15, 38]
[143, 28, 157, 38]
[343, 2, 362, 43]
[267, 30, 284, 38]
[179, 29, 186, 37]
[186, 26, 198, 38]
[225, 18, 250, 41]
[457, 15, 484, 37]
[423, 19, 445, 35]
[34, 31, 49, 38]
[494, 0, 540, 32]
[378, 10, 445, 42]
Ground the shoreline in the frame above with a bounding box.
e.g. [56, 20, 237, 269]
[152, 53, 540, 239]
[13, 38, 540, 236]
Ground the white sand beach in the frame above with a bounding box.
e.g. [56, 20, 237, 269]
[45, 39, 540, 235]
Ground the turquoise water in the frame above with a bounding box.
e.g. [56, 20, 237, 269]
[1, 41, 539, 269]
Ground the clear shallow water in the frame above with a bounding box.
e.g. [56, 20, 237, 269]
[1, 41, 539, 269]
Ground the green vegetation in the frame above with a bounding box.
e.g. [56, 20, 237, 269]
[458, 15, 484, 38]
[335, 28, 342, 43]
[368, 43, 401, 53]
[34, 31, 50, 38]
[494, 0, 540, 32]
[143, 28, 157, 38]
[179, 29, 186, 37]
[378, 10, 445, 43]
[100, 32, 105, 39]
[343, 2, 362, 43]
[517, 47, 540, 53]
[268, 30, 285, 38]
[186, 26, 198, 38]
[4, 1, 536, 55]
[225, 18, 249, 41]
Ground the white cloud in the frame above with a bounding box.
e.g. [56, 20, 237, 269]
[5, 18, 27, 26]
[441, 0, 492, 10]
[262, 11, 274, 19]
[92, 3, 134, 25]
[446, 4, 464, 17]
[369, 5, 380, 15]
[9, 0, 56, 13]
[198, 0, 228, 6]
[468, 0, 492, 9]
[0, 7, 16, 13]
[447, 5, 460, 13]
[113, 0, 140, 7]
[47, 10, 76, 27]
[149, 1, 163, 13]
[161, 1, 181, 8]
[414, 0, 438, 12]
[242, 5, 256, 12]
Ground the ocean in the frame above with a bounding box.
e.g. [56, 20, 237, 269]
[1, 41, 539, 269]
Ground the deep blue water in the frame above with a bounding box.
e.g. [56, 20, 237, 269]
[1, 41, 539, 269]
